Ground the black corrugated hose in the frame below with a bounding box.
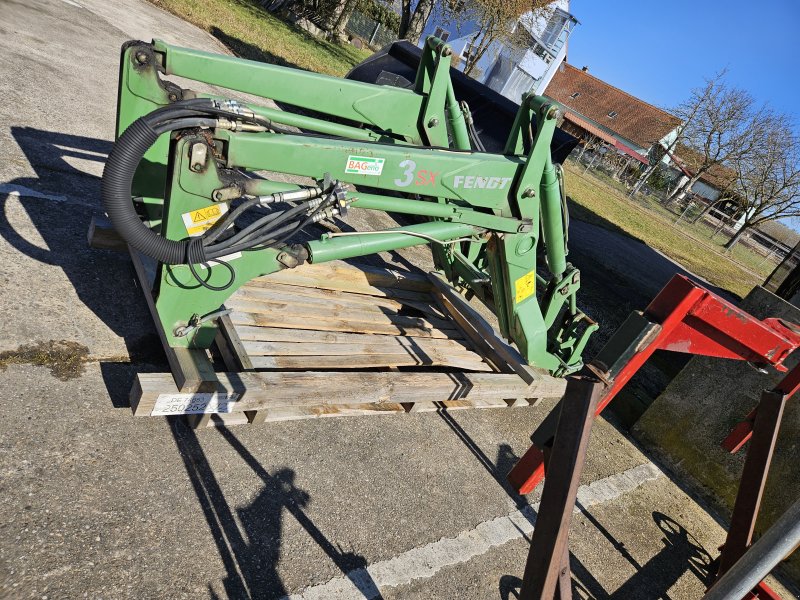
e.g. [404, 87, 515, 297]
[101, 99, 330, 290]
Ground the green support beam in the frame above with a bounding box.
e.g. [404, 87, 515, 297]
[110, 37, 597, 375]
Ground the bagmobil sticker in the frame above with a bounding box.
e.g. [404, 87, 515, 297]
[345, 155, 384, 176]
[181, 204, 229, 237]
[515, 271, 536, 304]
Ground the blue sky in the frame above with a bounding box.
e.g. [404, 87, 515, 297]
[567, 0, 800, 126]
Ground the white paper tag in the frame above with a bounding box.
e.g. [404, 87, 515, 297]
[151, 392, 240, 416]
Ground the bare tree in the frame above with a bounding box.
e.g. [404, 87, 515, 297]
[266, 0, 352, 34]
[724, 113, 800, 249]
[329, 0, 357, 37]
[628, 72, 729, 197]
[399, 0, 437, 44]
[668, 74, 767, 203]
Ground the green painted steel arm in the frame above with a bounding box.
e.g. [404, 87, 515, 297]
[110, 37, 596, 375]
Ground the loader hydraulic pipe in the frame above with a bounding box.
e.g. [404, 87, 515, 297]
[350, 193, 523, 232]
[306, 221, 479, 263]
[245, 100, 386, 142]
[446, 81, 470, 150]
[539, 153, 567, 278]
[231, 179, 525, 233]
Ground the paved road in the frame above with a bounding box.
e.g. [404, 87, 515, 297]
[0, 1, 793, 598]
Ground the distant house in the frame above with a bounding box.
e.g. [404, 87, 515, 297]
[544, 62, 682, 166]
[664, 146, 796, 256]
[419, 0, 578, 102]
[665, 144, 738, 203]
[753, 221, 800, 258]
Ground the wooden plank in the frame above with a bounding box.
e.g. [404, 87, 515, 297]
[231, 326, 472, 349]
[256, 403, 407, 421]
[214, 322, 262, 425]
[234, 284, 446, 320]
[403, 402, 440, 413]
[252, 272, 432, 301]
[131, 370, 567, 416]
[214, 329, 240, 371]
[230, 310, 462, 339]
[228, 296, 457, 332]
[428, 272, 541, 385]
[441, 398, 510, 410]
[217, 314, 254, 370]
[247, 352, 491, 371]
[240, 338, 482, 359]
[272, 261, 433, 292]
[253, 280, 445, 317]
[206, 412, 251, 427]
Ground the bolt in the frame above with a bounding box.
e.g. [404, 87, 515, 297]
[189, 142, 208, 173]
[522, 188, 536, 198]
[168, 93, 179, 102]
[546, 106, 560, 120]
[134, 51, 149, 65]
[427, 117, 439, 128]
[442, 46, 452, 57]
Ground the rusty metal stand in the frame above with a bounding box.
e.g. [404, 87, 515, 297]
[712, 364, 800, 598]
[509, 274, 800, 599]
[519, 374, 604, 600]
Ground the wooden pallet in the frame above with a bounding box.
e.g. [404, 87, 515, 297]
[127, 255, 567, 427]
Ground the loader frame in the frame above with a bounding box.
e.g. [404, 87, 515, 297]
[114, 37, 596, 375]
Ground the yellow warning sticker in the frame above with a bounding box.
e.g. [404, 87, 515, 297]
[181, 204, 229, 237]
[515, 271, 536, 304]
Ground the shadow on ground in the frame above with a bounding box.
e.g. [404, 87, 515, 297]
[171, 417, 383, 598]
[496, 511, 714, 599]
[1, 128, 168, 392]
[440, 411, 715, 598]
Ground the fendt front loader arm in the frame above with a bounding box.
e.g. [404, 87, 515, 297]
[104, 36, 597, 375]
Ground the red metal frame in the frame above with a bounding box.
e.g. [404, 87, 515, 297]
[508, 275, 800, 494]
[722, 360, 800, 453]
[508, 274, 800, 599]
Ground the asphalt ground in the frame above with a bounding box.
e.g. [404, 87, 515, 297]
[0, 1, 796, 598]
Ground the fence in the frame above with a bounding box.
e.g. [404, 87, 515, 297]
[345, 9, 397, 49]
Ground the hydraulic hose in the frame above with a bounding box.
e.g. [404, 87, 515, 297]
[102, 117, 189, 264]
[102, 99, 331, 272]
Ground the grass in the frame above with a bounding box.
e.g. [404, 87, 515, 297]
[578, 166, 776, 279]
[563, 162, 768, 298]
[633, 195, 777, 277]
[150, 0, 372, 76]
